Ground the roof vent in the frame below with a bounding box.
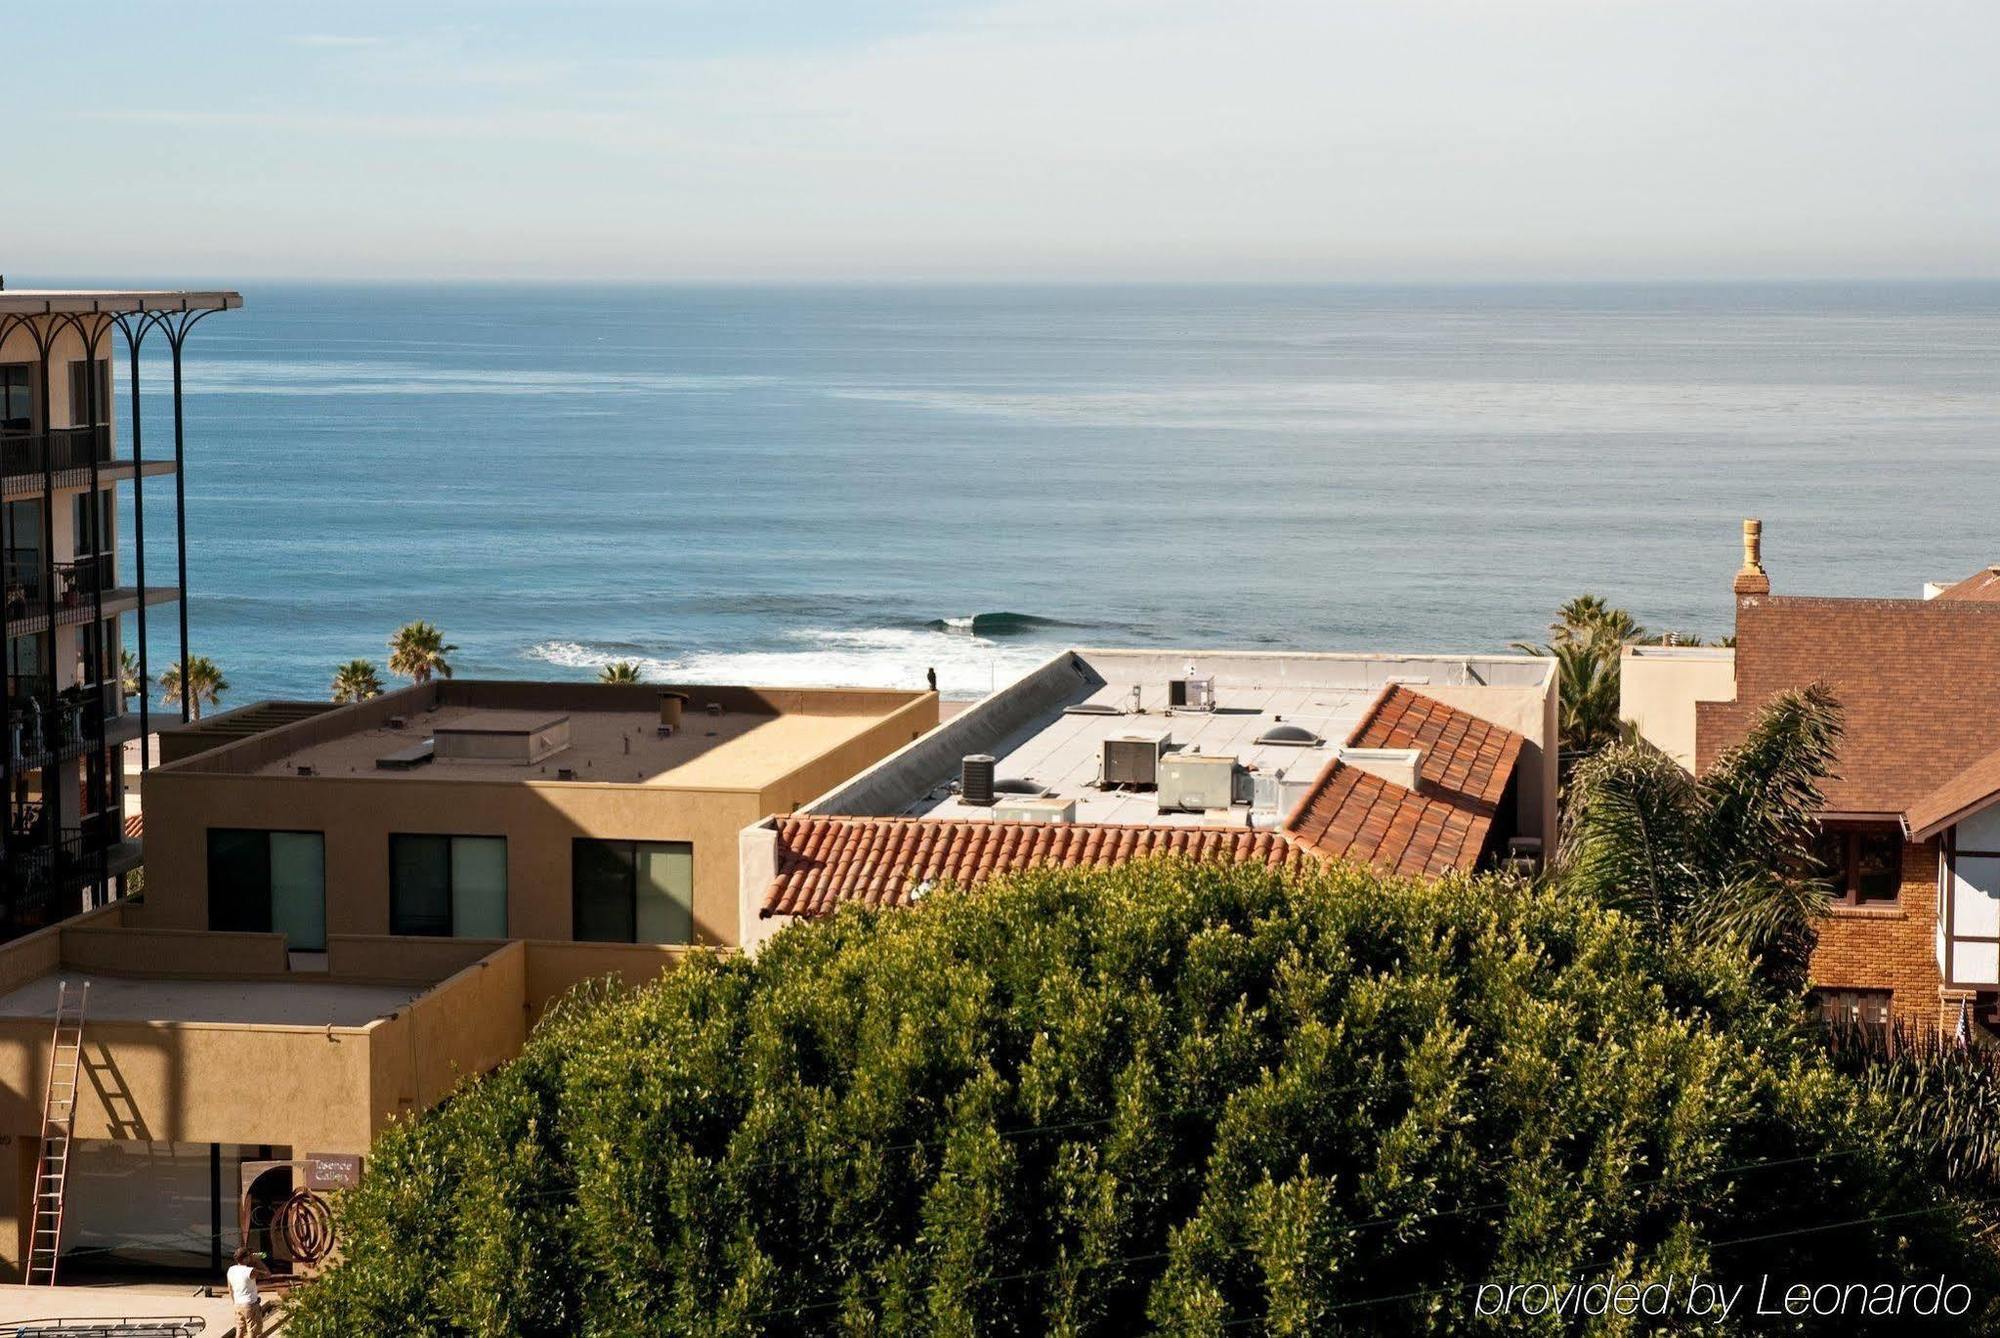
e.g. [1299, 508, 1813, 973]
[386, 715, 407, 731]
[295, 765, 315, 777]
[992, 777, 1047, 796]
[1255, 724, 1323, 747]
[556, 766, 577, 781]
[1339, 746, 1424, 793]
[1063, 703, 1124, 717]
[961, 754, 996, 806]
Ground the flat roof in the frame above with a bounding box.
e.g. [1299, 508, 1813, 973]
[169, 681, 929, 790]
[0, 288, 242, 315]
[0, 972, 421, 1027]
[810, 648, 1554, 827]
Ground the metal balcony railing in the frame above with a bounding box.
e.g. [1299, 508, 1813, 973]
[3, 552, 117, 621]
[6, 681, 123, 768]
[0, 426, 113, 480]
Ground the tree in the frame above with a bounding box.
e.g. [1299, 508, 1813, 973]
[331, 659, 385, 704]
[1512, 594, 1648, 765]
[1556, 682, 1844, 997]
[388, 621, 456, 685]
[598, 660, 643, 684]
[118, 648, 141, 699]
[288, 856, 1999, 1336]
[157, 656, 228, 722]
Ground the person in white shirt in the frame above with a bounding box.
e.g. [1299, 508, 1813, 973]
[227, 1245, 270, 1338]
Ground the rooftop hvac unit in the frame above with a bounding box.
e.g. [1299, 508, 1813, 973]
[1251, 768, 1318, 819]
[1167, 676, 1216, 712]
[1158, 753, 1242, 813]
[993, 796, 1077, 824]
[1102, 731, 1172, 789]
[961, 754, 997, 806]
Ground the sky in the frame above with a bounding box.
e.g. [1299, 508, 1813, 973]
[4, 0, 1997, 282]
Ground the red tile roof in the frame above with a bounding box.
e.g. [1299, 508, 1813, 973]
[763, 816, 1306, 919]
[1283, 685, 1524, 877]
[1933, 567, 2000, 603]
[762, 685, 1526, 918]
[1697, 596, 2000, 817]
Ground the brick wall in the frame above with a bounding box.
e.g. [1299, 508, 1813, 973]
[1809, 836, 1941, 1028]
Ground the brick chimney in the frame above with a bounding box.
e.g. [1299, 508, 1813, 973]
[1732, 518, 1770, 597]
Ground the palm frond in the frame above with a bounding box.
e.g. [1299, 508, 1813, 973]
[1556, 740, 1702, 939]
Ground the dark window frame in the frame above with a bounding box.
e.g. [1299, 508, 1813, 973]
[389, 832, 508, 937]
[206, 826, 326, 948]
[0, 363, 32, 433]
[571, 837, 693, 945]
[1817, 823, 1903, 907]
[67, 357, 109, 427]
[1813, 987, 1893, 1041]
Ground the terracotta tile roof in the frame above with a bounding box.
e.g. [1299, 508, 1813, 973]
[1933, 567, 2000, 602]
[123, 812, 143, 841]
[763, 816, 1306, 918]
[762, 685, 1527, 918]
[1283, 685, 1524, 877]
[1697, 596, 2000, 817]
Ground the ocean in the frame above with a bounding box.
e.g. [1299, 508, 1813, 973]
[102, 281, 2000, 703]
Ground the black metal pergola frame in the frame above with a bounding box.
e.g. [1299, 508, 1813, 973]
[0, 294, 231, 932]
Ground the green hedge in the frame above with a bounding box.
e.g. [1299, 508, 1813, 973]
[290, 860, 1999, 1335]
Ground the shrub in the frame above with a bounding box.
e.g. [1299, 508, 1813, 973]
[290, 860, 2000, 1335]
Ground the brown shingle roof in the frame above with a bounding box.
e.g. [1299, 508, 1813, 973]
[1933, 567, 2000, 602]
[762, 685, 1526, 918]
[1697, 595, 2000, 817]
[1282, 685, 1524, 877]
[1906, 745, 2000, 841]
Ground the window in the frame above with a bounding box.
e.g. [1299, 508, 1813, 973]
[67, 358, 109, 427]
[1815, 825, 1902, 906]
[390, 834, 507, 937]
[1814, 988, 1892, 1041]
[72, 489, 113, 557]
[207, 829, 325, 950]
[0, 365, 29, 432]
[572, 839, 693, 944]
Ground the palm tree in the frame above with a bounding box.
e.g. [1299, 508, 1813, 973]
[388, 621, 456, 685]
[1556, 681, 1844, 997]
[1514, 594, 1648, 767]
[158, 656, 229, 722]
[119, 648, 141, 699]
[598, 661, 643, 684]
[331, 659, 385, 704]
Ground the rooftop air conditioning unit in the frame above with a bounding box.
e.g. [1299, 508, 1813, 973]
[993, 796, 1077, 824]
[961, 754, 997, 806]
[1168, 676, 1215, 712]
[1158, 753, 1242, 813]
[1102, 731, 1171, 789]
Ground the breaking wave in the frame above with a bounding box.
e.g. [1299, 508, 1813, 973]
[922, 611, 1074, 637]
[526, 624, 1062, 699]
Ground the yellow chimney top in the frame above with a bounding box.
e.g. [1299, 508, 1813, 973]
[1733, 518, 1770, 596]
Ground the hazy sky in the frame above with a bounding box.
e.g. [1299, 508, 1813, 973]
[6, 0, 1997, 281]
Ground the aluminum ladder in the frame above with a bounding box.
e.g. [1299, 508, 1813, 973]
[25, 979, 89, 1286]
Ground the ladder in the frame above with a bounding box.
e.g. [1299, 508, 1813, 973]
[26, 979, 88, 1286]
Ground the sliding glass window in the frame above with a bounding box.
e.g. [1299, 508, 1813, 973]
[389, 834, 507, 937]
[572, 839, 693, 944]
[208, 828, 326, 950]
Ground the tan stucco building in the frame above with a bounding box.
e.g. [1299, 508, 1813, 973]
[0, 675, 932, 1282]
[138, 679, 936, 950]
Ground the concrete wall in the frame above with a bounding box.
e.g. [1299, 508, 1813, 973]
[518, 939, 704, 1017]
[1619, 646, 1738, 773]
[369, 941, 527, 1119]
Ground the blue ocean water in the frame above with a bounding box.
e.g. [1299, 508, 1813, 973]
[99, 282, 2000, 702]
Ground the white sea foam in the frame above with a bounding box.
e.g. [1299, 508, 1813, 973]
[526, 627, 1056, 698]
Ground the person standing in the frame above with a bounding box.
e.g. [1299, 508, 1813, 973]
[227, 1245, 270, 1337]
[926, 667, 938, 693]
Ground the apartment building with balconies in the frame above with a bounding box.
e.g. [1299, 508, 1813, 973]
[0, 287, 241, 939]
